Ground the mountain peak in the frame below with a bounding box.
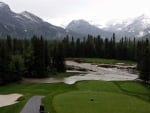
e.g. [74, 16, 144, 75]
[70, 19, 90, 25]
[66, 19, 112, 38]
[0, 2, 8, 7]
[66, 19, 91, 30]
[0, 2, 11, 12]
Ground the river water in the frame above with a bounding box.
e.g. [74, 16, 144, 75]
[64, 61, 138, 84]
[23, 61, 138, 84]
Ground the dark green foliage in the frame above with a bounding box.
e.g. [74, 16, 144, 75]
[52, 42, 66, 72]
[24, 36, 66, 78]
[0, 35, 66, 84]
[0, 33, 150, 83]
[60, 34, 149, 82]
[61, 34, 138, 61]
[9, 55, 24, 81]
[0, 39, 21, 84]
[138, 39, 150, 82]
[6, 35, 12, 54]
[0, 41, 10, 84]
[30, 36, 47, 77]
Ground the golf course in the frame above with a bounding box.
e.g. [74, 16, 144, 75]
[0, 1, 150, 113]
[0, 59, 149, 113]
[0, 80, 149, 113]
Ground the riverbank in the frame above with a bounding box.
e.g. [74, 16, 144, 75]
[23, 60, 138, 84]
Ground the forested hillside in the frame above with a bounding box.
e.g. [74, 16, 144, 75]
[0, 35, 65, 85]
[0, 34, 149, 85]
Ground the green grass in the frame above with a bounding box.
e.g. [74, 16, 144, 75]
[53, 91, 150, 113]
[0, 81, 149, 113]
[0, 83, 76, 113]
[76, 81, 121, 93]
[53, 81, 150, 113]
[78, 58, 136, 65]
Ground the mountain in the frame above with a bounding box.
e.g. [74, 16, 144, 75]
[0, 2, 73, 39]
[104, 14, 150, 38]
[1, 2, 150, 40]
[66, 20, 112, 38]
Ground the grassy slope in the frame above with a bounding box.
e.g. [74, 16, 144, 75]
[78, 58, 136, 64]
[0, 81, 149, 113]
[0, 83, 76, 113]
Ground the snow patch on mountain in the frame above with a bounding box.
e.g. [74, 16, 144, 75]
[21, 11, 41, 23]
[0, 2, 68, 39]
[104, 14, 150, 38]
[14, 15, 24, 20]
[137, 31, 145, 37]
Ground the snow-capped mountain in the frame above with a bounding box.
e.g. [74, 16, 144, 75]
[0, 2, 73, 39]
[1, 2, 150, 39]
[104, 14, 150, 38]
[66, 20, 112, 38]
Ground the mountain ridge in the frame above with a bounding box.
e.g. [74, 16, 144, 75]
[104, 14, 150, 38]
[66, 19, 112, 38]
[0, 2, 71, 39]
[0, 2, 150, 39]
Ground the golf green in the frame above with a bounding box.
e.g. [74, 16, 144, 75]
[53, 91, 150, 113]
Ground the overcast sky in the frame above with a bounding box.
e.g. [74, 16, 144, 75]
[1, 0, 150, 27]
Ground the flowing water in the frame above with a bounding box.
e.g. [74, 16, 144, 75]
[24, 61, 138, 84]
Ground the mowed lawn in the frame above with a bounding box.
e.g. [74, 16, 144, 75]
[53, 91, 149, 113]
[0, 81, 149, 113]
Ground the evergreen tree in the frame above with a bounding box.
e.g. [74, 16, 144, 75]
[138, 39, 150, 82]
[0, 41, 11, 84]
[52, 42, 66, 72]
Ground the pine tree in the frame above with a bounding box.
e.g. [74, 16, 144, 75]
[0, 41, 11, 84]
[52, 42, 66, 72]
[138, 39, 150, 82]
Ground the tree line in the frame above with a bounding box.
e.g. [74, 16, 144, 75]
[0, 34, 149, 85]
[62, 34, 137, 60]
[61, 34, 149, 82]
[0, 35, 65, 85]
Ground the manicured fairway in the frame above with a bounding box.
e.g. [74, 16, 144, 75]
[52, 81, 150, 113]
[0, 81, 149, 113]
[53, 91, 150, 113]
